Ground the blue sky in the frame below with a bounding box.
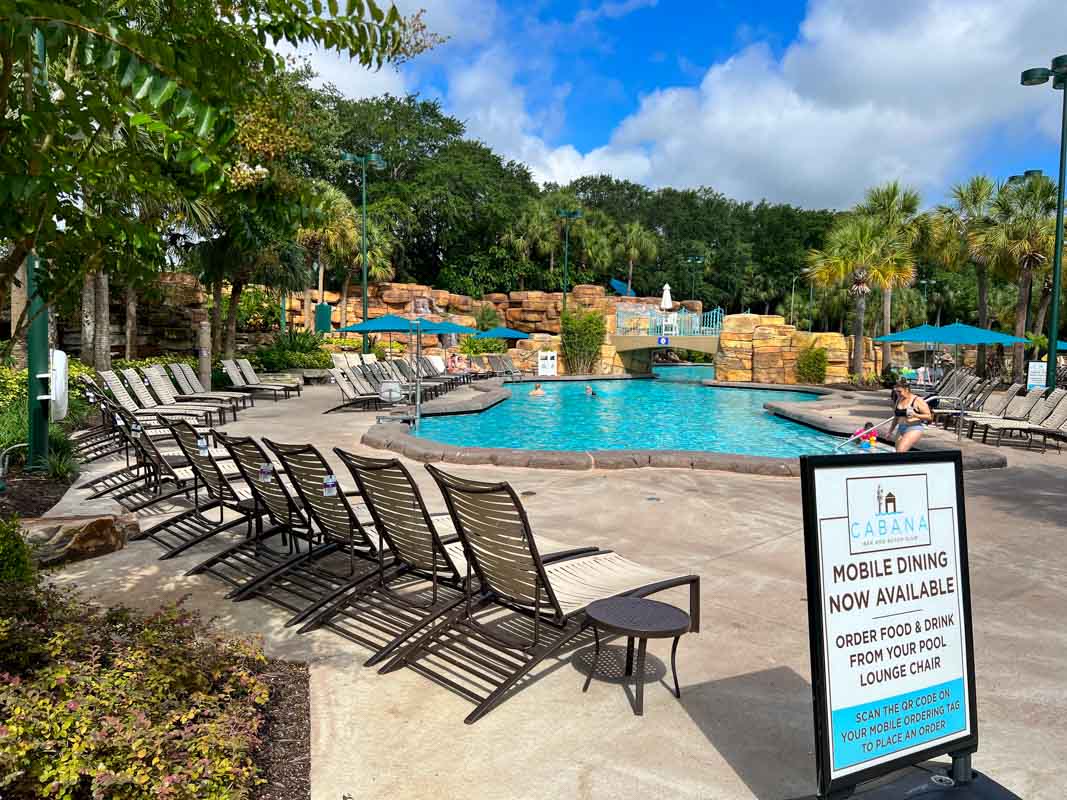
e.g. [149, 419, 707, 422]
[298, 0, 1067, 209]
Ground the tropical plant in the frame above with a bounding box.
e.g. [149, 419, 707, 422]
[298, 182, 360, 329]
[618, 221, 658, 293]
[795, 346, 828, 384]
[856, 182, 922, 365]
[972, 175, 1057, 382]
[807, 216, 914, 376]
[931, 175, 997, 375]
[458, 336, 506, 356]
[560, 309, 606, 375]
[474, 303, 502, 331]
[0, 515, 34, 586]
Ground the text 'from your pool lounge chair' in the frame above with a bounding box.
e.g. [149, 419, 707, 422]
[379, 465, 700, 724]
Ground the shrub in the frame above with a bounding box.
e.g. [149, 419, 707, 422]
[458, 336, 506, 356]
[560, 310, 606, 375]
[795, 346, 828, 384]
[474, 303, 501, 331]
[0, 582, 269, 799]
[880, 364, 900, 388]
[206, 286, 281, 333]
[372, 340, 405, 361]
[0, 515, 34, 587]
[255, 330, 332, 371]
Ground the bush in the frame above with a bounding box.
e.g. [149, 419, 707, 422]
[206, 286, 280, 333]
[0, 515, 34, 587]
[880, 364, 900, 388]
[560, 310, 606, 375]
[255, 330, 332, 372]
[372, 340, 405, 361]
[458, 336, 506, 356]
[795, 346, 828, 384]
[113, 355, 198, 374]
[474, 303, 501, 331]
[0, 581, 269, 799]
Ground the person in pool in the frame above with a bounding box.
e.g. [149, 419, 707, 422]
[889, 378, 932, 453]
[529, 383, 545, 397]
[585, 384, 597, 397]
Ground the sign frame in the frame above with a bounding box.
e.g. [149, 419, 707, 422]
[800, 450, 979, 798]
[1026, 361, 1047, 392]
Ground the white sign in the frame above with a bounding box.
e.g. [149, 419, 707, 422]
[1027, 361, 1047, 392]
[537, 351, 558, 377]
[802, 454, 976, 794]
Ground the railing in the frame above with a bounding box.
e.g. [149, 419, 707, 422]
[615, 306, 724, 337]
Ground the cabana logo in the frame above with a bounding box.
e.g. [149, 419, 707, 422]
[845, 474, 931, 554]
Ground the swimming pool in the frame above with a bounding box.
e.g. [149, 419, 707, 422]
[416, 380, 859, 458]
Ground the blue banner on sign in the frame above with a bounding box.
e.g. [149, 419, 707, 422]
[657, 336, 669, 345]
[830, 677, 967, 771]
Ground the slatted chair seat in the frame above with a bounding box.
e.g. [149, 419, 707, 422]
[221, 360, 290, 401]
[119, 367, 223, 426]
[326, 368, 379, 413]
[141, 366, 236, 423]
[99, 370, 209, 424]
[545, 552, 685, 616]
[172, 363, 251, 406]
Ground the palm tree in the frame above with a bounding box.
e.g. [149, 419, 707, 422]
[501, 225, 531, 290]
[807, 215, 914, 377]
[931, 176, 996, 375]
[856, 181, 922, 366]
[337, 218, 394, 330]
[297, 183, 360, 330]
[618, 221, 658, 294]
[973, 175, 1057, 382]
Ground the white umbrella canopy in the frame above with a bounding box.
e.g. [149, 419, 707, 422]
[660, 283, 673, 310]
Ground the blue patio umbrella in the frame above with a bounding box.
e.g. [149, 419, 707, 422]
[416, 318, 479, 335]
[337, 313, 422, 333]
[873, 324, 942, 343]
[475, 326, 530, 340]
[935, 323, 1028, 346]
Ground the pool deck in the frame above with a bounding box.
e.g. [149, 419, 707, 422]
[49, 382, 1064, 800]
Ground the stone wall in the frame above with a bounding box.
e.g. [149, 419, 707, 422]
[714, 313, 903, 384]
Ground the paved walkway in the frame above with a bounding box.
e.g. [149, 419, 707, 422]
[50, 383, 1066, 799]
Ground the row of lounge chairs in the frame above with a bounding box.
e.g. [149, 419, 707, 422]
[78, 408, 700, 724]
[327, 353, 470, 413]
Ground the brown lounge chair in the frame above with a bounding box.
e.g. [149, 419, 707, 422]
[237, 358, 302, 397]
[380, 465, 700, 724]
[221, 360, 293, 401]
[299, 451, 595, 667]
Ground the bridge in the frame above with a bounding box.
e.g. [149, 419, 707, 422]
[610, 307, 722, 357]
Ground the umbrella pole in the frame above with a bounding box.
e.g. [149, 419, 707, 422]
[414, 320, 422, 433]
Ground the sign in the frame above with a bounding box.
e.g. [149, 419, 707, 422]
[657, 336, 670, 346]
[537, 350, 558, 377]
[800, 451, 977, 797]
[1026, 361, 1047, 392]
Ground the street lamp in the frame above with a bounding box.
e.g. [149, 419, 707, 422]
[686, 255, 705, 301]
[919, 278, 937, 371]
[790, 274, 800, 326]
[557, 209, 582, 314]
[340, 150, 387, 353]
[1022, 55, 1067, 387]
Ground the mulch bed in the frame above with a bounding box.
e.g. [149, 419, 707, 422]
[0, 468, 72, 517]
[254, 659, 312, 800]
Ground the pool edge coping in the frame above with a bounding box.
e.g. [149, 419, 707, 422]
[362, 380, 1007, 475]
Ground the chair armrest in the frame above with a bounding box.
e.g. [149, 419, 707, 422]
[542, 546, 601, 564]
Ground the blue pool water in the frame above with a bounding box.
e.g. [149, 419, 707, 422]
[417, 380, 861, 457]
[652, 364, 716, 382]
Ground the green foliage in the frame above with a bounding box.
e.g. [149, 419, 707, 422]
[206, 286, 281, 333]
[113, 355, 198, 373]
[46, 452, 80, 482]
[560, 310, 606, 375]
[795, 346, 828, 384]
[0, 580, 270, 799]
[0, 516, 34, 588]
[474, 304, 502, 331]
[255, 330, 332, 371]
[372, 340, 405, 360]
[458, 336, 506, 356]
[880, 364, 901, 388]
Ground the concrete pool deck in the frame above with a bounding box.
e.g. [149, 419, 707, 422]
[49, 383, 1065, 799]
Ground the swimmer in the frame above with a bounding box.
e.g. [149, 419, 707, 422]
[585, 385, 597, 397]
[529, 383, 545, 397]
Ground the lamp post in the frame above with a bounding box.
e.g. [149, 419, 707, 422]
[919, 278, 937, 371]
[686, 255, 705, 301]
[1021, 57, 1067, 386]
[557, 209, 582, 314]
[808, 283, 814, 331]
[790, 274, 800, 326]
[340, 151, 387, 353]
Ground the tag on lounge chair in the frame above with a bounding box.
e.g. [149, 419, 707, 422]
[87, 392, 95, 403]
[323, 474, 338, 497]
[115, 417, 125, 427]
[131, 423, 141, 434]
[258, 463, 274, 483]
[197, 437, 209, 457]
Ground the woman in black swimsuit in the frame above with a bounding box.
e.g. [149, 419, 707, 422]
[889, 379, 933, 452]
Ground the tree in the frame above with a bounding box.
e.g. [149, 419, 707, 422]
[856, 181, 922, 365]
[297, 183, 359, 329]
[618, 221, 658, 293]
[807, 216, 913, 377]
[336, 216, 394, 329]
[931, 176, 997, 375]
[974, 175, 1057, 382]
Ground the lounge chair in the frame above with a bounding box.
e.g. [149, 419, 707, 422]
[380, 465, 700, 724]
[325, 368, 381, 413]
[167, 363, 252, 409]
[963, 387, 1046, 437]
[301, 451, 593, 666]
[99, 370, 213, 426]
[237, 357, 302, 397]
[220, 360, 292, 401]
[143, 366, 240, 422]
[119, 367, 227, 426]
[970, 388, 1067, 449]
[486, 354, 518, 381]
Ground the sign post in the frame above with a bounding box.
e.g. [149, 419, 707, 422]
[798, 451, 1017, 799]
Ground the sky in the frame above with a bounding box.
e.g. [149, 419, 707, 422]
[294, 0, 1067, 210]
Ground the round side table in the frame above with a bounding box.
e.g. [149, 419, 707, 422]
[582, 596, 690, 716]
